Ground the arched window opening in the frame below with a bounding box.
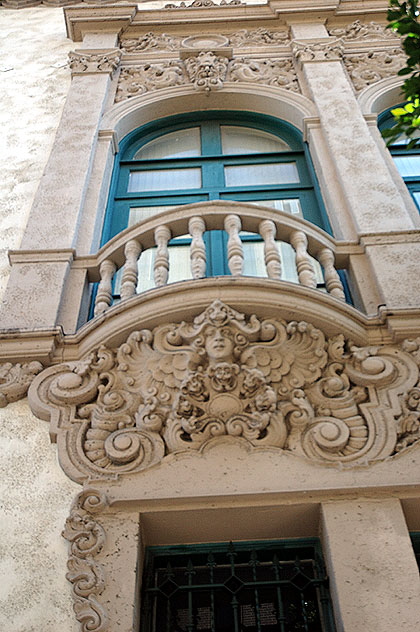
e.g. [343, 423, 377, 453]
[379, 108, 420, 211]
[100, 111, 334, 300]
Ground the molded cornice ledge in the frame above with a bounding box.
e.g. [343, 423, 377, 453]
[64, 4, 138, 42]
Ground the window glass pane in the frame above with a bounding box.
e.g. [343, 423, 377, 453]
[412, 191, 420, 209]
[128, 168, 201, 192]
[393, 155, 420, 177]
[132, 128, 201, 160]
[247, 198, 303, 216]
[221, 126, 291, 154]
[129, 205, 176, 225]
[224, 163, 299, 187]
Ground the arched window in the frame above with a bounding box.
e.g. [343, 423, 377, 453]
[379, 108, 420, 211]
[103, 112, 328, 291]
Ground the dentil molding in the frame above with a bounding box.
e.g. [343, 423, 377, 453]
[28, 300, 420, 482]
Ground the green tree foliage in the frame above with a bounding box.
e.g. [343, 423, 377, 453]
[382, 0, 420, 148]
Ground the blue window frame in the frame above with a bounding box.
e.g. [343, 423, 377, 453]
[379, 108, 420, 211]
[102, 112, 329, 289]
[140, 538, 335, 632]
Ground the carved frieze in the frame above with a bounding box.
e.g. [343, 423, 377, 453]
[164, 0, 243, 8]
[0, 361, 43, 407]
[62, 490, 108, 632]
[344, 49, 406, 91]
[121, 29, 290, 53]
[29, 300, 420, 480]
[184, 51, 230, 92]
[328, 20, 399, 41]
[292, 39, 344, 67]
[115, 56, 299, 101]
[68, 49, 121, 76]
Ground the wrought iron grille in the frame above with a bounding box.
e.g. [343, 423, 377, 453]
[141, 539, 335, 632]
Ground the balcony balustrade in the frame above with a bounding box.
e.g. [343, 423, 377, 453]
[71, 202, 357, 318]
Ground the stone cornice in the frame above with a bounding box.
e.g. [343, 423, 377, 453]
[64, 4, 138, 42]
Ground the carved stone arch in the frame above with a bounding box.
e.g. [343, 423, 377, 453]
[100, 83, 318, 142]
[357, 75, 405, 115]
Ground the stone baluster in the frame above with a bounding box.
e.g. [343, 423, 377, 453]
[188, 216, 207, 279]
[224, 214, 243, 276]
[290, 230, 317, 288]
[154, 225, 171, 287]
[318, 247, 346, 300]
[120, 239, 142, 301]
[259, 219, 282, 280]
[94, 259, 117, 316]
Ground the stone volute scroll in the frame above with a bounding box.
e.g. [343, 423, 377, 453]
[28, 300, 420, 482]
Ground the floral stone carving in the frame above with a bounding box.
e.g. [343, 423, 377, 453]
[344, 49, 406, 91]
[0, 360, 43, 407]
[68, 49, 121, 76]
[29, 300, 420, 480]
[62, 489, 108, 632]
[292, 39, 344, 66]
[328, 20, 399, 41]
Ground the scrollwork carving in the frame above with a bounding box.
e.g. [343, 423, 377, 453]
[344, 49, 406, 91]
[328, 20, 399, 41]
[292, 39, 344, 66]
[0, 360, 43, 407]
[229, 58, 299, 91]
[115, 62, 187, 102]
[164, 0, 243, 8]
[62, 490, 108, 632]
[29, 300, 420, 478]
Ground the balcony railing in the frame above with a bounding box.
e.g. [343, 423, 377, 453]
[73, 202, 357, 318]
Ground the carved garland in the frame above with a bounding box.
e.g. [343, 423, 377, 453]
[62, 490, 108, 632]
[29, 300, 420, 481]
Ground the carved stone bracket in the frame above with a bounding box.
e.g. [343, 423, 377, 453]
[28, 300, 420, 481]
[343, 49, 406, 92]
[0, 361, 43, 407]
[62, 489, 108, 632]
[292, 38, 344, 69]
[115, 55, 299, 101]
[68, 49, 121, 77]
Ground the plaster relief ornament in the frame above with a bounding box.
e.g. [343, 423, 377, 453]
[164, 0, 243, 7]
[121, 33, 183, 53]
[344, 49, 406, 91]
[115, 62, 187, 101]
[62, 490, 108, 632]
[229, 58, 299, 92]
[227, 28, 290, 47]
[29, 301, 420, 481]
[184, 51, 230, 92]
[68, 50, 121, 76]
[0, 360, 43, 407]
[328, 20, 400, 41]
[292, 39, 344, 66]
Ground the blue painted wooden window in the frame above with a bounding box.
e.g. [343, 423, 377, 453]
[103, 112, 329, 289]
[379, 109, 420, 211]
[140, 539, 336, 632]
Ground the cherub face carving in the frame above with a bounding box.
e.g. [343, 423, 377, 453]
[204, 327, 235, 363]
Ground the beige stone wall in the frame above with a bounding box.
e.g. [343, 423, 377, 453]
[0, 7, 73, 302]
[0, 9, 78, 631]
[0, 401, 79, 632]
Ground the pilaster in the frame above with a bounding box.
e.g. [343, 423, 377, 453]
[321, 499, 420, 631]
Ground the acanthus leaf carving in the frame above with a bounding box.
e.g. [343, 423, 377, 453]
[68, 49, 121, 76]
[62, 490, 108, 632]
[164, 0, 244, 8]
[344, 49, 406, 91]
[115, 62, 187, 102]
[229, 58, 299, 91]
[0, 360, 43, 407]
[29, 300, 420, 479]
[292, 39, 344, 66]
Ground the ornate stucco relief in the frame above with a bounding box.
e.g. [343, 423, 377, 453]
[120, 28, 290, 53]
[68, 49, 121, 76]
[62, 489, 108, 632]
[115, 56, 298, 101]
[0, 361, 43, 407]
[164, 0, 244, 8]
[292, 39, 344, 67]
[328, 20, 400, 41]
[344, 49, 406, 91]
[29, 300, 420, 481]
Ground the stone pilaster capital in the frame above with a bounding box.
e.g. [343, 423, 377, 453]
[68, 48, 121, 77]
[292, 37, 344, 69]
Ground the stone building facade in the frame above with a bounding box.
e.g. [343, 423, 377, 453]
[1, 0, 420, 631]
